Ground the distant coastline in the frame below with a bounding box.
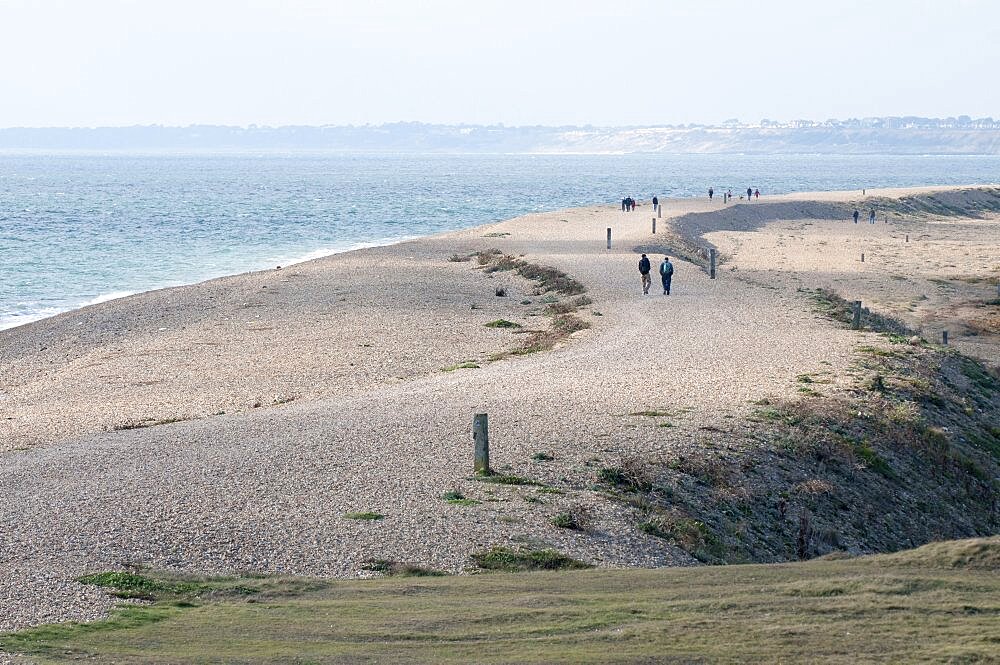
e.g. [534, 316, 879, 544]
[1, 117, 999, 154]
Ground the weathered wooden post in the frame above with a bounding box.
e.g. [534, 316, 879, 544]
[942, 330, 949, 346]
[606, 227, 612, 249]
[658, 204, 662, 218]
[861, 253, 865, 263]
[905, 234, 909, 243]
[851, 301, 862, 330]
[709, 248, 717, 279]
[473, 413, 490, 475]
[652, 217, 656, 234]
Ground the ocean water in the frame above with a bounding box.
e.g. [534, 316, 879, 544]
[2, 152, 999, 330]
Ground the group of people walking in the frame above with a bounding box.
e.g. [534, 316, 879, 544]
[716, 187, 759, 203]
[621, 196, 637, 211]
[638, 253, 674, 295]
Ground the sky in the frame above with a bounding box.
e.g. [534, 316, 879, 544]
[0, 0, 997, 128]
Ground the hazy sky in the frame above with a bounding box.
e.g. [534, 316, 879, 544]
[1, 0, 996, 128]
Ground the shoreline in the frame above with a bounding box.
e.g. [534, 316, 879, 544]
[0, 233, 423, 332]
[3, 182, 994, 333]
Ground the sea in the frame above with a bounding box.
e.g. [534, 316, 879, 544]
[2, 152, 999, 330]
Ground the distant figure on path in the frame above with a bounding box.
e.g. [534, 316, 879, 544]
[853, 209, 860, 224]
[638, 253, 652, 295]
[727, 189, 733, 202]
[747, 187, 753, 201]
[754, 188, 760, 199]
[659, 256, 674, 295]
[652, 195, 659, 211]
[869, 209, 876, 224]
[708, 187, 714, 200]
[621, 197, 627, 211]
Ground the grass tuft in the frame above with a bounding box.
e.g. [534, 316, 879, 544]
[344, 512, 385, 521]
[470, 546, 592, 572]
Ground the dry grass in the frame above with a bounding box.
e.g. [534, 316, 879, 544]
[6, 538, 998, 663]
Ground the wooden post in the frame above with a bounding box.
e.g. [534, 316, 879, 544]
[861, 253, 865, 263]
[652, 217, 656, 234]
[606, 227, 612, 249]
[709, 248, 717, 279]
[658, 204, 662, 218]
[905, 234, 909, 242]
[851, 301, 862, 330]
[942, 330, 949, 346]
[473, 413, 490, 475]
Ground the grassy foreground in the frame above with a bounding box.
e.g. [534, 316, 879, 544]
[2, 538, 998, 664]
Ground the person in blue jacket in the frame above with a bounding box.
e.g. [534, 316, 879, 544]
[659, 256, 674, 295]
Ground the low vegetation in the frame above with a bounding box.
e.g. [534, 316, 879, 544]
[343, 512, 385, 521]
[441, 361, 479, 372]
[470, 250, 593, 360]
[472, 473, 546, 487]
[3, 539, 998, 663]
[441, 490, 480, 506]
[470, 545, 591, 572]
[599, 298, 999, 565]
[360, 560, 445, 577]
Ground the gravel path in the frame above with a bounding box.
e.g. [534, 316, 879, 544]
[0, 191, 908, 634]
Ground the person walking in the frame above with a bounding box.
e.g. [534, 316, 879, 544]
[747, 187, 753, 201]
[638, 253, 652, 295]
[853, 209, 860, 224]
[652, 195, 659, 213]
[708, 187, 714, 200]
[754, 188, 760, 199]
[621, 197, 626, 212]
[659, 256, 674, 295]
[869, 209, 876, 224]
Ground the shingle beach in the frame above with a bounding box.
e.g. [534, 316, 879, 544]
[1, 186, 998, 635]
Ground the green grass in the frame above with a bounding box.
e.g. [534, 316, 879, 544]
[441, 361, 480, 372]
[360, 560, 446, 577]
[472, 473, 546, 487]
[3, 538, 998, 663]
[470, 546, 592, 572]
[441, 490, 481, 506]
[550, 513, 580, 530]
[343, 512, 384, 521]
[484, 319, 522, 329]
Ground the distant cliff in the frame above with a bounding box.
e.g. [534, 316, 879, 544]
[2, 119, 998, 154]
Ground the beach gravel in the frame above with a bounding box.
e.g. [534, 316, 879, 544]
[2, 187, 982, 634]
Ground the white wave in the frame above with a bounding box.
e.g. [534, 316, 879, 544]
[0, 307, 63, 331]
[85, 290, 135, 305]
[271, 236, 420, 267]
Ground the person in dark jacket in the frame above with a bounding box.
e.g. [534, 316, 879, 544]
[853, 209, 860, 224]
[659, 256, 674, 295]
[638, 253, 652, 295]
[747, 187, 753, 201]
